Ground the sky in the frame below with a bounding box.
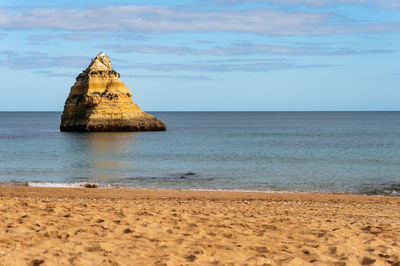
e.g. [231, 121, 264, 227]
[0, 0, 399, 111]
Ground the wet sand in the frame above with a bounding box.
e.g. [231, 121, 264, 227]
[0, 186, 399, 265]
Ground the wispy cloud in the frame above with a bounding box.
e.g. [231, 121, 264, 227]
[33, 70, 75, 77]
[0, 50, 328, 73]
[130, 61, 329, 72]
[26, 33, 149, 42]
[27, 34, 110, 42]
[0, 5, 399, 35]
[105, 41, 395, 56]
[205, 0, 400, 9]
[0, 51, 90, 69]
[123, 74, 213, 80]
[199, 58, 288, 63]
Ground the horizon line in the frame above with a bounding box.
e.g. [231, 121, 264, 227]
[1, 110, 399, 112]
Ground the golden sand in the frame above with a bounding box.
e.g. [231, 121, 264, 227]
[0, 186, 399, 265]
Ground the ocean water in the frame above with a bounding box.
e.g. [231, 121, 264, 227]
[0, 112, 399, 195]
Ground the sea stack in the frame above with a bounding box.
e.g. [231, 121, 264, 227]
[60, 52, 166, 132]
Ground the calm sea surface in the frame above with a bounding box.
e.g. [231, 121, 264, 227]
[0, 112, 399, 195]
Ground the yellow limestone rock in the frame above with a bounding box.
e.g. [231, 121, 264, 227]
[60, 53, 166, 131]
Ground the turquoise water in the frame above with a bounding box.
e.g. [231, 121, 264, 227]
[0, 112, 399, 195]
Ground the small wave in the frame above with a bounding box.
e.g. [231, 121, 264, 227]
[358, 183, 400, 196]
[0, 180, 29, 186]
[1, 179, 399, 195]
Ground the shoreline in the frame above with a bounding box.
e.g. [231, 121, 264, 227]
[1, 182, 399, 197]
[1, 186, 399, 265]
[1, 185, 399, 202]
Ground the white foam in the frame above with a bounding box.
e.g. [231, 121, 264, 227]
[14, 182, 399, 196]
[25, 182, 290, 193]
[28, 182, 96, 188]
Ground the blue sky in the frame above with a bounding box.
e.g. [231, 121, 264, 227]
[0, 0, 399, 111]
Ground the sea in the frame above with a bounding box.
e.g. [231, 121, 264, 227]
[0, 112, 399, 195]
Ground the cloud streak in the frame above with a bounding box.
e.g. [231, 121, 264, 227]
[130, 61, 329, 72]
[0, 5, 399, 35]
[0, 50, 328, 73]
[105, 42, 394, 56]
[206, 0, 400, 9]
[0, 51, 90, 69]
[123, 74, 213, 80]
[26, 33, 148, 42]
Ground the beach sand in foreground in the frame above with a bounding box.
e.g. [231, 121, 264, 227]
[0, 187, 399, 265]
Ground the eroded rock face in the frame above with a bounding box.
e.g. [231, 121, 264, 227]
[60, 53, 166, 132]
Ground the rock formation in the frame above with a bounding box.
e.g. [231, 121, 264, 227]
[60, 52, 166, 132]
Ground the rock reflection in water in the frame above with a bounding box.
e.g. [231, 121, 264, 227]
[61, 132, 137, 182]
[87, 132, 137, 181]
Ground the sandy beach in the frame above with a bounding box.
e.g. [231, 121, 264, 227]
[0, 187, 399, 265]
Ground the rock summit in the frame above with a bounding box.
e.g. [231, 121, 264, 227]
[60, 52, 166, 132]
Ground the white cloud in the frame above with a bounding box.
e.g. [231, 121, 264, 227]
[129, 61, 329, 72]
[0, 6, 323, 34]
[207, 0, 400, 9]
[0, 50, 328, 72]
[26, 33, 148, 42]
[0, 51, 90, 69]
[27, 34, 109, 42]
[0, 5, 398, 35]
[123, 74, 213, 80]
[105, 42, 394, 56]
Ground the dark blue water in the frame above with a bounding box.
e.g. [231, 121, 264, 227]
[0, 112, 399, 195]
